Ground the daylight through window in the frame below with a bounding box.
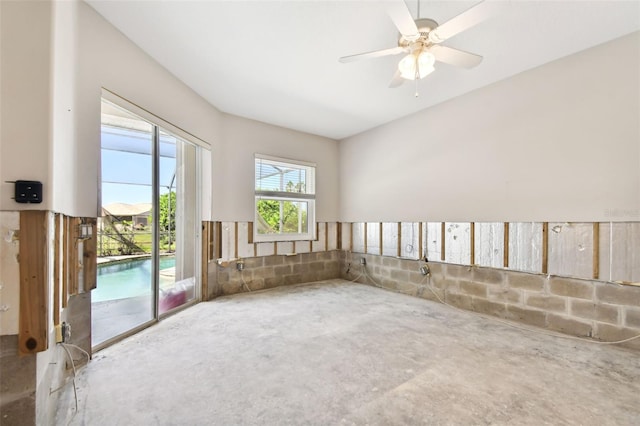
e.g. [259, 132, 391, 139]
[255, 154, 316, 242]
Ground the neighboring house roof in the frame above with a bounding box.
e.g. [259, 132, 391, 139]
[102, 202, 152, 217]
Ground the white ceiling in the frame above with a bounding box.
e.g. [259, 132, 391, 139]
[86, 0, 640, 140]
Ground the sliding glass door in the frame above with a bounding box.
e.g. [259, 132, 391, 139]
[92, 99, 199, 349]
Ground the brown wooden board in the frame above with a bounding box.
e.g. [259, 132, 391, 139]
[62, 216, 68, 308]
[593, 222, 600, 279]
[83, 219, 97, 291]
[201, 222, 209, 301]
[503, 223, 510, 268]
[53, 214, 61, 325]
[542, 222, 549, 274]
[19, 211, 49, 354]
[470, 222, 475, 265]
[440, 222, 445, 261]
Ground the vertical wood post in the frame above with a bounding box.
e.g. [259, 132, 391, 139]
[19, 211, 48, 354]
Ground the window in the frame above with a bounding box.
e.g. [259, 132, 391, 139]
[254, 154, 316, 242]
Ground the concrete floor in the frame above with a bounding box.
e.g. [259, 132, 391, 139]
[57, 279, 640, 425]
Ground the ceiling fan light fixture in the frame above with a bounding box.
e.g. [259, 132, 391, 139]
[398, 50, 435, 80]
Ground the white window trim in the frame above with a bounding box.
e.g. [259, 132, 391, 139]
[254, 154, 316, 242]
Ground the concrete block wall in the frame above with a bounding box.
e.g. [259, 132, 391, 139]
[211, 251, 341, 297]
[340, 252, 640, 350]
[0, 335, 36, 425]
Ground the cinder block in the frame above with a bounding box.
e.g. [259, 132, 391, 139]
[221, 281, 242, 295]
[506, 306, 546, 328]
[409, 271, 428, 285]
[487, 287, 522, 304]
[424, 262, 444, 279]
[507, 272, 545, 291]
[317, 251, 333, 261]
[525, 294, 567, 313]
[264, 255, 284, 266]
[274, 265, 292, 276]
[253, 267, 275, 279]
[381, 257, 400, 268]
[624, 307, 640, 328]
[390, 269, 409, 282]
[217, 271, 230, 283]
[445, 293, 473, 311]
[460, 280, 487, 298]
[570, 300, 619, 325]
[399, 258, 418, 271]
[445, 264, 473, 280]
[472, 299, 507, 318]
[264, 276, 283, 289]
[246, 278, 265, 291]
[417, 285, 445, 303]
[0, 395, 36, 426]
[243, 257, 263, 268]
[396, 281, 418, 296]
[309, 261, 325, 272]
[472, 267, 504, 285]
[292, 263, 310, 274]
[283, 274, 302, 285]
[596, 284, 640, 306]
[549, 278, 593, 300]
[432, 278, 457, 291]
[593, 323, 640, 350]
[547, 313, 592, 337]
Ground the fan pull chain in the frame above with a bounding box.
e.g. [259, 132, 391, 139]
[415, 78, 419, 98]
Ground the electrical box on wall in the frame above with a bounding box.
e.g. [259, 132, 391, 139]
[13, 180, 43, 203]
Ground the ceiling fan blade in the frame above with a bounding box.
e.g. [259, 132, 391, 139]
[388, 70, 405, 88]
[387, 0, 420, 40]
[429, 45, 483, 69]
[428, 0, 505, 44]
[339, 46, 407, 63]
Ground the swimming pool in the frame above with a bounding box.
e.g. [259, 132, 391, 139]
[92, 256, 175, 302]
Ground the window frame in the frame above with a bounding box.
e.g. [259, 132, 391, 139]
[254, 154, 316, 242]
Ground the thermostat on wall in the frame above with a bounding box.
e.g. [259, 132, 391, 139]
[14, 180, 43, 203]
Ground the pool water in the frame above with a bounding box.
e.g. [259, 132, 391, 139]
[93, 256, 176, 302]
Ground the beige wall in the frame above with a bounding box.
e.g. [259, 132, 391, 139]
[218, 113, 340, 222]
[0, 0, 53, 211]
[339, 32, 640, 223]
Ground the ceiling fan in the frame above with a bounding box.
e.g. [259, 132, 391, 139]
[339, 0, 504, 91]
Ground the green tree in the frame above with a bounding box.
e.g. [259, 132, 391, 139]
[159, 191, 176, 245]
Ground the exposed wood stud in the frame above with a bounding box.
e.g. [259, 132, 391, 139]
[418, 222, 423, 260]
[349, 223, 353, 251]
[337, 222, 342, 250]
[503, 222, 510, 268]
[248, 222, 257, 257]
[293, 241, 297, 253]
[593, 222, 600, 279]
[62, 216, 68, 309]
[542, 222, 549, 274]
[234, 222, 239, 259]
[19, 211, 48, 354]
[53, 214, 61, 325]
[83, 218, 98, 291]
[323, 222, 328, 251]
[274, 242, 278, 255]
[363, 223, 368, 254]
[379, 222, 383, 255]
[215, 222, 222, 261]
[201, 222, 209, 301]
[68, 217, 80, 297]
[397, 223, 402, 257]
[470, 222, 475, 265]
[440, 222, 446, 261]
